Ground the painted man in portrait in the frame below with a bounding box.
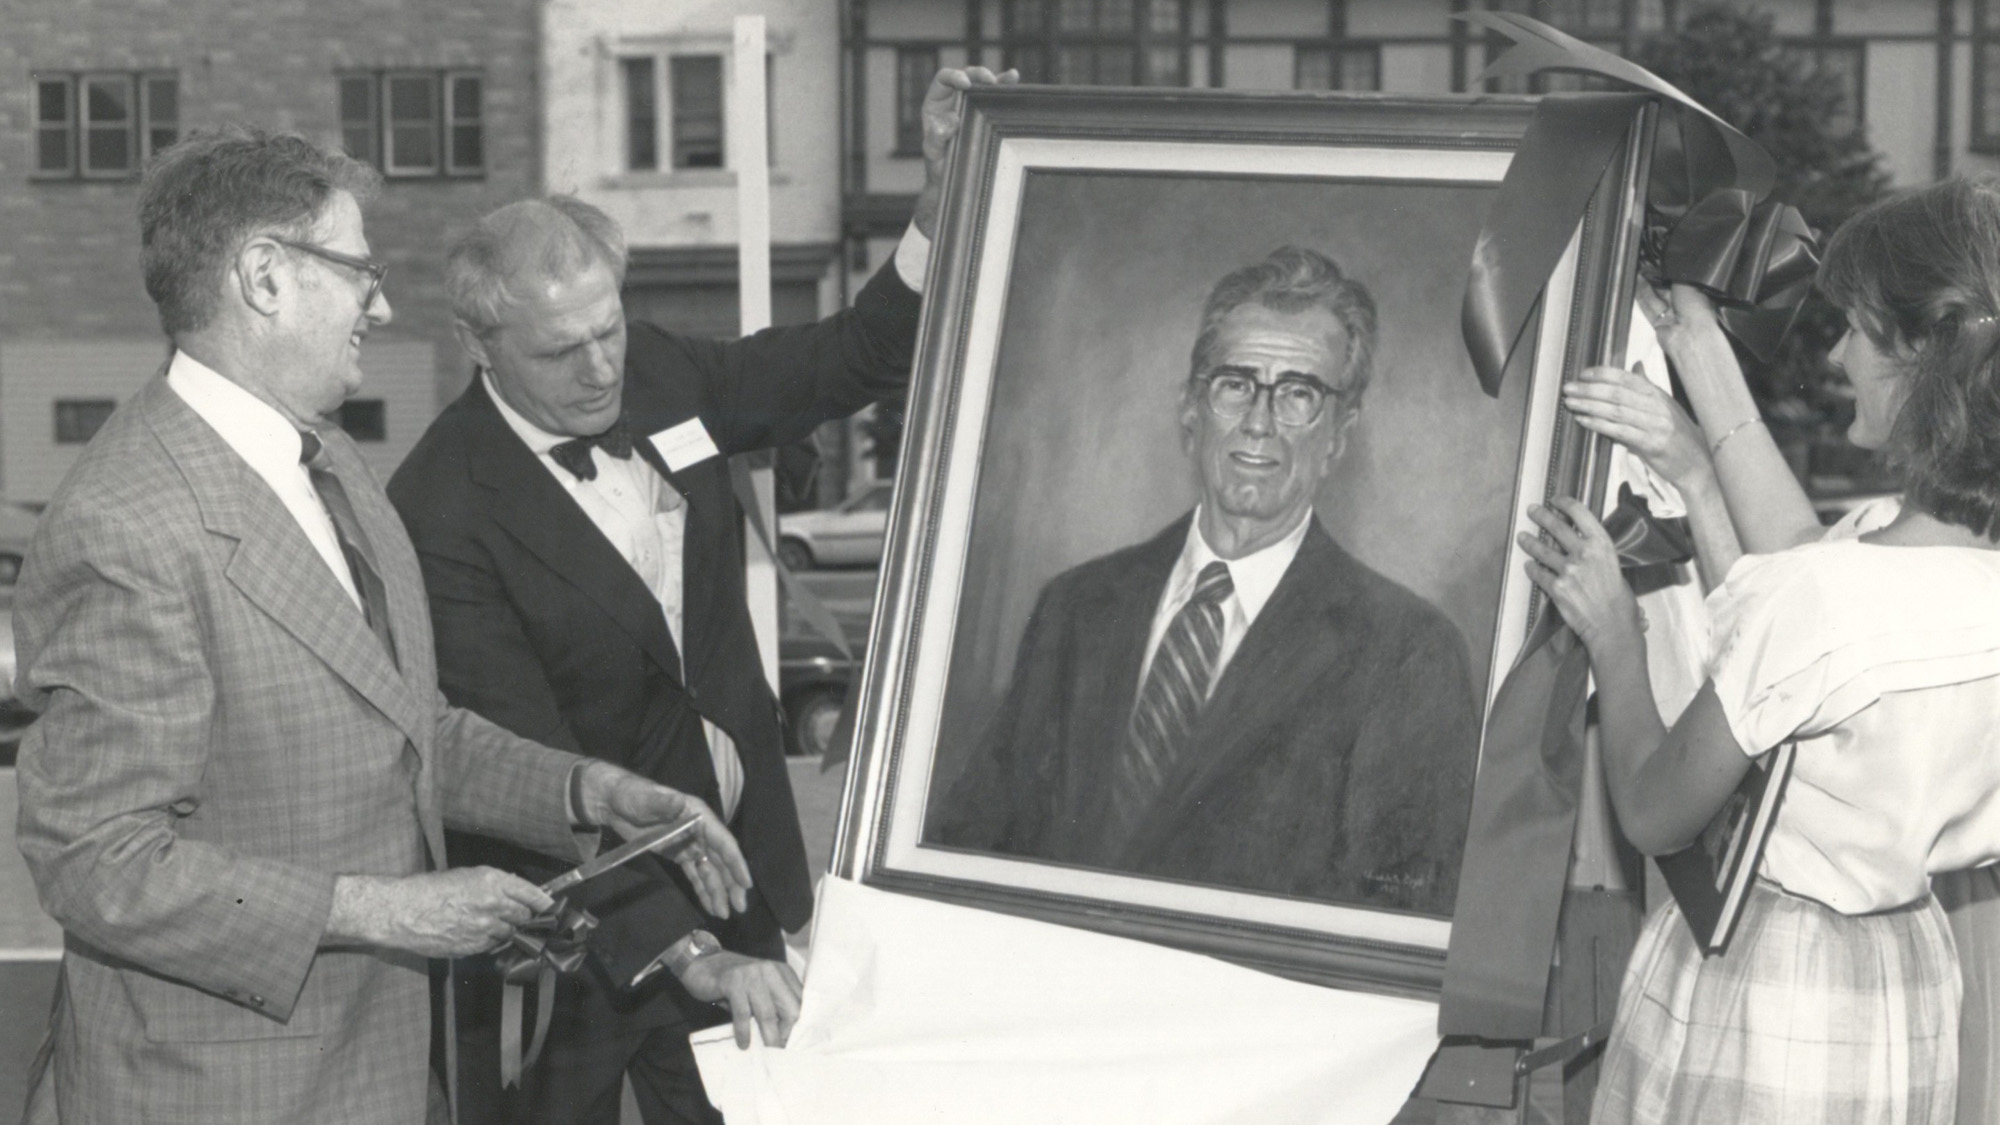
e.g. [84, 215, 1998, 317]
[931, 246, 1479, 914]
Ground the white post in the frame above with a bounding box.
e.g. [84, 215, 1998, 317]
[732, 16, 780, 695]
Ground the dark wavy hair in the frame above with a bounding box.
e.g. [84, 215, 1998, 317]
[1187, 246, 1378, 406]
[1818, 177, 2000, 539]
[139, 126, 381, 336]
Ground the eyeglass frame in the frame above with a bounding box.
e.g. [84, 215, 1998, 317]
[272, 238, 388, 313]
[1191, 368, 1350, 427]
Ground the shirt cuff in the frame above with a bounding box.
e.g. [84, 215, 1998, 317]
[893, 225, 933, 294]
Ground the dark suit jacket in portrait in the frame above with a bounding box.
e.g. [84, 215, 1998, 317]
[13, 376, 586, 1124]
[932, 513, 1481, 915]
[387, 260, 921, 1055]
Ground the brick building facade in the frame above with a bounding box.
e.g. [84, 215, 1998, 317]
[0, 0, 543, 501]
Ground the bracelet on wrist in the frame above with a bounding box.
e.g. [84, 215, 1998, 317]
[1708, 417, 1764, 456]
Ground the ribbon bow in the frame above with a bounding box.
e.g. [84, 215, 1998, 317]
[1650, 186, 1820, 362]
[1460, 12, 1818, 395]
[495, 898, 600, 1088]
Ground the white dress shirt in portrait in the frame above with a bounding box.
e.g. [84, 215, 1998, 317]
[1135, 508, 1313, 700]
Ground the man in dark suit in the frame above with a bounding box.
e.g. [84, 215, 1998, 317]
[389, 66, 1009, 1125]
[931, 247, 1480, 915]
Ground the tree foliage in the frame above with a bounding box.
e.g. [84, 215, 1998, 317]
[1631, 3, 1893, 484]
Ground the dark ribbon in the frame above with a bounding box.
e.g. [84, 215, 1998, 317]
[1460, 11, 1817, 396]
[496, 898, 599, 1088]
[1421, 487, 1689, 1107]
[1650, 186, 1820, 363]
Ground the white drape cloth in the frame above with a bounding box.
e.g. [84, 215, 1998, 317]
[693, 877, 1440, 1124]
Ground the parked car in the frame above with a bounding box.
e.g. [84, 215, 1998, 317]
[0, 588, 17, 734]
[0, 501, 33, 586]
[780, 630, 857, 759]
[776, 482, 892, 571]
[1, 501, 42, 756]
[777, 569, 875, 759]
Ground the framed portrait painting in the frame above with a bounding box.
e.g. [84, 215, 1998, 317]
[832, 86, 1652, 997]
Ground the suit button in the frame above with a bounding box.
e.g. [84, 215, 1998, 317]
[248, 994, 266, 1008]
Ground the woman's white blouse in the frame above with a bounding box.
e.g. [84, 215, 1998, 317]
[1708, 498, 2000, 913]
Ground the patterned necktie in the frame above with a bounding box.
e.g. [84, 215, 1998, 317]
[300, 430, 398, 667]
[548, 420, 635, 482]
[1110, 560, 1234, 840]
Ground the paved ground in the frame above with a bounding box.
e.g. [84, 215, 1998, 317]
[0, 769, 60, 1122]
[0, 761, 851, 1121]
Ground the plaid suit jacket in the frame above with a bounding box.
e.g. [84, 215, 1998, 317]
[13, 375, 587, 1124]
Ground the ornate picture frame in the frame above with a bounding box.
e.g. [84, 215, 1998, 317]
[832, 85, 1651, 997]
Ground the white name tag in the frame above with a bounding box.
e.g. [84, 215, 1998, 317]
[649, 418, 721, 473]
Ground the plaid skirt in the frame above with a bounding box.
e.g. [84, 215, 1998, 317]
[1937, 865, 2000, 1125]
[1591, 879, 1959, 1125]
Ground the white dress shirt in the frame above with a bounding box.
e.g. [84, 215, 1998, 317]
[165, 350, 362, 611]
[894, 225, 933, 292]
[485, 372, 748, 820]
[1135, 508, 1313, 699]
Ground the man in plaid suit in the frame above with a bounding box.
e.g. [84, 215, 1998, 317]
[12, 128, 753, 1125]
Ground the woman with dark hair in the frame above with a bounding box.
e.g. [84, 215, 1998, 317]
[1534, 177, 2000, 1123]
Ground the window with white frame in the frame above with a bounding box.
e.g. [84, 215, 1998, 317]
[337, 70, 484, 178]
[670, 55, 725, 169]
[616, 51, 775, 174]
[622, 57, 661, 171]
[54, 400, 117, 444]
[33, 71, 178, 179]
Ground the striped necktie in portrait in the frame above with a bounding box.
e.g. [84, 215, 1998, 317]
[300, 429, 398, 667]
[1110, 559, 1234, 842]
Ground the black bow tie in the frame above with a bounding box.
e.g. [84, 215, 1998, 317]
[548, 422, 634, 482]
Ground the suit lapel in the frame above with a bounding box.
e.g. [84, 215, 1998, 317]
[1067, 518, 1187, 839]
[142, 379, 433, 754]
[314, 427, 449, 859]
[1128, 522, 1347, 854]
[662, 450, 730, 694]
[464, 379, 687, 684]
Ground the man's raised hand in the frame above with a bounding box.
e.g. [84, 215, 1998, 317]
[577, 759, 753, 917]
[912, 66, 1020, 239]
